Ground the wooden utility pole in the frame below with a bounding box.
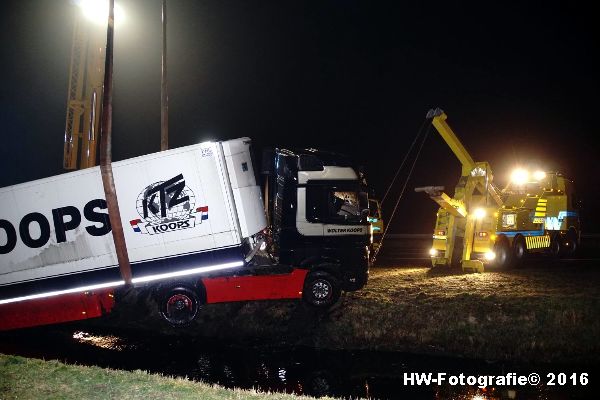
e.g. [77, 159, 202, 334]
[160, 0, 169, 151]
[99, 0, 132, 285]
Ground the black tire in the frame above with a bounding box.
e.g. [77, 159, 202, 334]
[512, 236, 527, 268]
[549, 234, 562, 258]
[563, 229, 579, 256]
[493, 236, 512, 269]
[159, 285, 202, 326]
[303, 271, 341, 308]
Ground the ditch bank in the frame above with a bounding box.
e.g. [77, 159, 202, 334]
[105, 263, 600, 365]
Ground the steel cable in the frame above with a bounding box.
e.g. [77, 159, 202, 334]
[380, 118, 430, 207]
[372, 121, 432, 263]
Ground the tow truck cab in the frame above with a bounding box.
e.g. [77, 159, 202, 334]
[263, 148, 371, 292]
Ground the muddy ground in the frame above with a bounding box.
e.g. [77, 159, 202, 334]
[105, 255, 600, 365]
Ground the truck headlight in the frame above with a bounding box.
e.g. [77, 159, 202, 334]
[429, 248, 438, 257]
[484, 251, 496, 261]
[533, 170, 546, 181]
[511, 168, 529, 185]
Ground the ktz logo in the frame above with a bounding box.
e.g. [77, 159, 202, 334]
[130, 174, 208, 235]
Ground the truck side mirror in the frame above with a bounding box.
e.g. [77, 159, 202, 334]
[358, 192, 369, 222]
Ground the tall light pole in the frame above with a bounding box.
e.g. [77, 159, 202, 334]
[99, 0, 133, 285]
[161, 0, 169, 151]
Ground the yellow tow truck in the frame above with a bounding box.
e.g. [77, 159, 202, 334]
[416, 109, 580, 272]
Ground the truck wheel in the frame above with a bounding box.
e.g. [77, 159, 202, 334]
[303, 271, 341, 308]
[493, 236, 512, 269]
[512, 236, 527, 267]
[159, 285, 201, 326]
[563, 229, 579, 256]
[550, 234, 562, 258]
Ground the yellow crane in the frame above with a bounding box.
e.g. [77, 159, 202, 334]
[63, 2, 108, 170]
[415, 108, 503, 272]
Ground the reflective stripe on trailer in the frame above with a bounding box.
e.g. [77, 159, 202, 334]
[525, 235, 550, 249]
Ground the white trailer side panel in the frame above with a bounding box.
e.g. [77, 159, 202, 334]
[0, 139, 262, 299]
[0, 167, 116, 283]
[112, 141, 241, 264]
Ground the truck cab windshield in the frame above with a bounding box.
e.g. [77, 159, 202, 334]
[306, 182, 367, 224]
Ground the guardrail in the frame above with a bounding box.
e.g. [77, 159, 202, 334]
[384, 234, 431, 239]
[380, 233, 600, 255]
[385, 233, 600, 239]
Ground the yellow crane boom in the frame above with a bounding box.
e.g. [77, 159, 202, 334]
[426, 108, 475, 176]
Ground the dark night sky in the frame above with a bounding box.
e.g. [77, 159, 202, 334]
[1, 0, 598, 233]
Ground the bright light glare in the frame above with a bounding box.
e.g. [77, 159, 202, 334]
[511, 168, 529, 185]
[0, 280, 124, 305]
[130, 261, 244, 284]
[78, 0, 125, 26]
[484, 251, 496, 261]
[533, 170, 546, 181]
[429, 248, 438, 257]
[0, 261, 243, 305]
[474, 208, 486, 219]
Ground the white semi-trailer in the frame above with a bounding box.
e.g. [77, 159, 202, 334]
[1, 138, 372, 330]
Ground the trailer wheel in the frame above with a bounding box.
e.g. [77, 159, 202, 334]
[512, 236, 527, 267]
[493, 236, 512, 269]
[159, 285, 201, 326]
[303, 271, 341, 308]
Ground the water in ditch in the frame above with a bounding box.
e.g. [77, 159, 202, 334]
[0, 325, 596, 399]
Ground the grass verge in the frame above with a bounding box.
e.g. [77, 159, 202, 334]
[0, 353, 326, 400]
